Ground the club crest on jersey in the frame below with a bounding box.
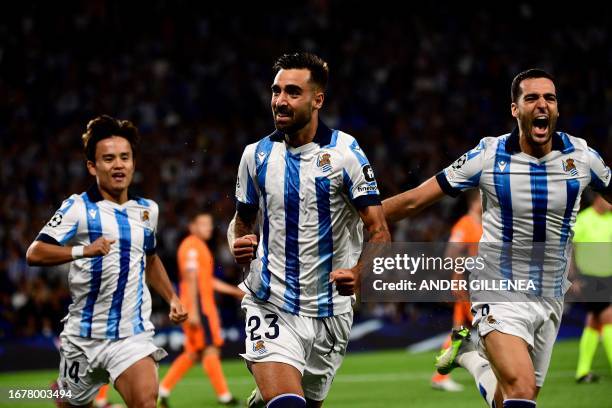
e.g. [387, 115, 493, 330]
[562, 158, 578, 176]
[141, 210, 150, 223]
[317, 152, 332, 172]
[486, 315, 502, 327]
[253, 340, 267, 355]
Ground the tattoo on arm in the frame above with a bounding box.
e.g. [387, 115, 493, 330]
[234, 212, 257, 238]
[368, 225, 390, 241]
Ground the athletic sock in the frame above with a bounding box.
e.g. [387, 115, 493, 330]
[458, 350, 497, 408]
[576, 326, 599, 378]
[266, 394, 306, 407]
[203, 353, 231, 398]
[503, 399, 536, 407]
[602, 324, 612, 372]
[159, 352, 194, 395]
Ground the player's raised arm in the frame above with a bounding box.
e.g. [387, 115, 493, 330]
[382, 176, 446, 224]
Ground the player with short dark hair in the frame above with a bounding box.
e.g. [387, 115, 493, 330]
[230, 52, 391, 408]
[383, 69, 611, 408]
[27, 115, 187, 408]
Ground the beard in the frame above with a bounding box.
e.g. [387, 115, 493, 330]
[273, 107, 312, 135]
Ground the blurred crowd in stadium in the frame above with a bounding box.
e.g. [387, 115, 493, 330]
[1, 1, 611, 341]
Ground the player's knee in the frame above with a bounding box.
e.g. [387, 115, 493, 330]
[266, 393, 306, 408]
[504, 376, 537, 400]
[187, 351, 201, 362]
[203, 345, 220, 357]
[129, 387, 157, 408]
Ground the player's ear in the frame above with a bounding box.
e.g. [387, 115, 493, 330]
[86, 160, 96, 177]
[313, 90, 324, 110]
[510, 102, 518, 118]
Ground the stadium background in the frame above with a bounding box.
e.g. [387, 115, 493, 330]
[1, 1, 610, 406]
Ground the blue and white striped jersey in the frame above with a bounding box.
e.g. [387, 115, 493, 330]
[235, 121, 381, 318]
[36, 185, 157, 339]
[436, 129, 611, 297]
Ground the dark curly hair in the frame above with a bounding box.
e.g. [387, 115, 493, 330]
[82, 115, 140, 162]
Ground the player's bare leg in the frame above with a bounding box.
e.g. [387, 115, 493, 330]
[484, 331, 537, 403]
[114, 356, 158, 408]
[250, 361, 305, 406]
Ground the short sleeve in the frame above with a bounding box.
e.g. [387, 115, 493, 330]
[144, 200, 159, 255]
[36, 196, 83, 246]
[235, 144, 259, 217]
[436, 139, 486, 197]
[342, 138, 381, 209]
[587, 147, 611, 194]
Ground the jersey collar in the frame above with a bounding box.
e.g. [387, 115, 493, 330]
[85, 184, 139, 203]
[505, 127, 575, 155]
[270, 120, 333, 146]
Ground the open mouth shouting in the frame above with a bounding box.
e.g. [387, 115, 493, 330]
[531, 115, 550, 139]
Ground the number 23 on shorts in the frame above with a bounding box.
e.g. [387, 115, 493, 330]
[247, 313, 280, 341]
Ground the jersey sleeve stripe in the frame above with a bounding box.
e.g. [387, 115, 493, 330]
[435, 171, 462, 197]
[35, 233, 61, 246]
[59, 222, 79, 245]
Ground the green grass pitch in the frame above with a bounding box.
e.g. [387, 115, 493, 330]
[0, 340, 609, 407]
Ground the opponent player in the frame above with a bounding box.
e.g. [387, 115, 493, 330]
[431, 189, 482, 392]
[383, 69, 612, 408]
[230, 52, 390, 407]
[158, 211, 244, 407]
[26, 115, 187, 407]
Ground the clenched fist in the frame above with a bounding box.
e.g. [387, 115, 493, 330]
[233, 234, 258, 265]
[169, 296, 188, 324]
[84, 236, 116, 257]
[330, 268, 358, 296]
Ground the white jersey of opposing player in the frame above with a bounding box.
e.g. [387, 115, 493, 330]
[437, 129, 611, 297]
[37, 186, 157, 339]
[235, 122, 381, 318]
